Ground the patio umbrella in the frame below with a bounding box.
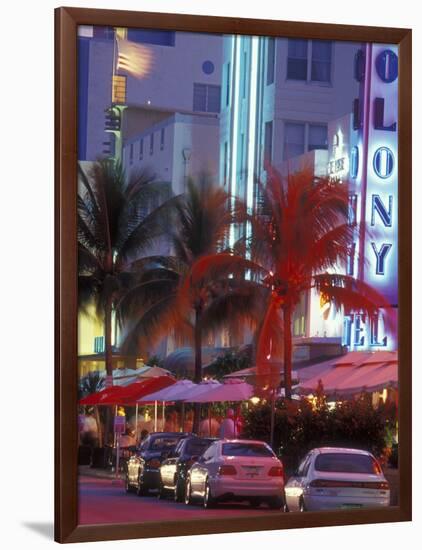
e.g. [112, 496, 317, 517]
[177, 380, 222, 436]
[188, 379, 254, 403]
[116, 375, 176, 434]
[137, 379, 197, 433]
[79, 385, 127, 406]
[137, 379, 197, 403]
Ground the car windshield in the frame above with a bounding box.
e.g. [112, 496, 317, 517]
[222, 443, 274, 457]
[149, 437, 181, 451]
[315, 453, 380, 474]
[185, 439, 213, 456]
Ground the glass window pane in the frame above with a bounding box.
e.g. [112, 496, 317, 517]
[309, 124, 328, 150]
[311, 40, 332, 82]
[193, 83, 207, 111]
[287, 39, 308, 80]
[207, 85, 221, 113]
[284, 122, 305, 160]
[127, 29, 175, 47]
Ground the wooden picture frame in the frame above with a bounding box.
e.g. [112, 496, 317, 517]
[55, 6, 412, 543]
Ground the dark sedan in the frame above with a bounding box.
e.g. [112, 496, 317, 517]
[125, 432, 189, 495]
[159, 436, 216, 501]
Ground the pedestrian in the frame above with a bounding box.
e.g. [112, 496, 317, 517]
[234, 405, 244, 437]
[219, 408, 237, 439]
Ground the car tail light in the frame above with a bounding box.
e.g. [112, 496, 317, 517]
[147, 459, 161, 469]
[310, 479, 389, 490]
[218, 465, 237, 476]
[268, 466, 284, 477]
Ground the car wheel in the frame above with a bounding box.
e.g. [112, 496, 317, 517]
[158, 481, 166, 499]
[125, 473, 132, 493]
[249, 498, 261, 509]
[136, 472, 147, 496]
[283, 502, 290, 513]
[185, 479, 193, 505]
[203, 480, 216, 509]
[268, 496, 285, 510]
[299, 498, 307, 512]
[174, 477, 184, 503]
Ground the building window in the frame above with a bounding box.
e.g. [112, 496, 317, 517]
[242, 51, 248, 98]
[127, 29, 175, 47]
[139, 138, 143, 160]
[129, 143, 134, 165]
[264, 121, 273, 164]
[284, 122, 305, 160]
[160, 128, 165, 151]
[354, 314, 365, 347]
[150, 133, 154, 155]
[287, 39, 308, 80]
[93, 26, 114, 40]
[223, 142, 228, 187]
[225, 62, 231, 106]
[112, 75, 126, 103]
[311, 40, 332, 82]
[308, 124, 328, 151]
[193, 83, 221, 113]
[342, 316, 352, 347]
[350, 146, 359, 178]
[267, 37, 275, 85]
[94, 336, 105, 353]
[287, 39, 332, 83]
[348, 194, 358, 226]
[283, 121, 328, 160]
[239, 133, 245, 183]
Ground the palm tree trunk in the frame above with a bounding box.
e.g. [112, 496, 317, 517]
[283, 304, 293, 400]
[193, 306, 202, 434]
[104, 296, 113, 378]
[104, 296, 113, 443]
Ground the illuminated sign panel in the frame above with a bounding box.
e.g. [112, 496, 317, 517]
[363, 45, 398, 306]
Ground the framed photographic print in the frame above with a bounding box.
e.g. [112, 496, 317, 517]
[55, 6, 412, 543]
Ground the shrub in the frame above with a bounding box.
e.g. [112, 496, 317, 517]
[244, 396, 390, 472]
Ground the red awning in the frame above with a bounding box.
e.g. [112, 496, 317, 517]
[79, 385, 127, 406]
[299, 351, 398, 397]
[114, 375, 176, 405]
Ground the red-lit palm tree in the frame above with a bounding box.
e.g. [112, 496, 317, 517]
[249, 167, 392, 400]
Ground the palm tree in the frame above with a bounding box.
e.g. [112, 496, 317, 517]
[247, 167, 393, 400]
[78, 159, 169, 382]
[119, 175, 260, 432]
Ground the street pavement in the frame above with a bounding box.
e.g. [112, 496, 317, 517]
[78, 466, 398, 525]
[78, 475, 283, 525]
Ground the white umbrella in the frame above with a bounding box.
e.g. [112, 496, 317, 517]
[136, 379, 197, 433]
[178, 379, 222, 401]
[188, 379, 254, 403]
[137, 379, 196, 403]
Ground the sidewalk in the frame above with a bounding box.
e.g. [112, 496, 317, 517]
[78, 464, 123, 480]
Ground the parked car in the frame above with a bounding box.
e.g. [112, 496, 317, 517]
[125, 432, 189, 495]
[159, 436, 216, 501]
[284, 447, 390, 512]
[185, 439, 286, 509]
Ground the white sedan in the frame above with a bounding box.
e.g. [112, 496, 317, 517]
[284, 447, 390, 512]
[185, 439, 286, 509]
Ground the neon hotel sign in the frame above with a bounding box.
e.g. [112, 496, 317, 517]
[353, 45, 398, 306]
